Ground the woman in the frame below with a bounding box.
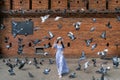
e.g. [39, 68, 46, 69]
[52, 37, 69, 78]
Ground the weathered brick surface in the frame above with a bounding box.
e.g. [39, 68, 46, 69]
[1, 18, 120, 57]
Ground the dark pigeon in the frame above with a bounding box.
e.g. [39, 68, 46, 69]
[67, 32, 76, 40]
[100, 31, 106, 40]
[18, 61, 25, 69]
[44, 42, 52, 49]
[91, 43, 97, 50]
[69, 72, 76, 78]
[49, 59, 54, 64]
[100, 74, 104, 80]
[17, 44, 25, 55]
[28, 72, 34, 78]
[106, 21, 112, 29]
[76, 64, 81, 71]
[85, 38, 93, 47]
[92, 58, 97, 67]
[18, 38, 23, 44]
[33, 58, 40, 69]
[4, 37, 9, 43]
[43, 68, 51, 75]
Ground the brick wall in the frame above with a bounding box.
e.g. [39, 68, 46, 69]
[32, 0, 48, 10]
[51, 0, 67, 10]
[89, 0, 106, 11]
[1, 17, 120, 57]
[12, 0, 29, 10]
[108, 0, 120, 11]
[70, 0, 86, 10]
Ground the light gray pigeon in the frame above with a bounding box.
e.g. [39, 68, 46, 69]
[100, 31, 106, 40]
[41, 15, 50, 23]
[67, 32, 76, 40]
[91, 43, 97, 50]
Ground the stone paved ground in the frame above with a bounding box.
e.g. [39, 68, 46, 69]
[0, 58, 120, 80]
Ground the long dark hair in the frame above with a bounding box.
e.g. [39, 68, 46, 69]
[56, 39, 65, 48]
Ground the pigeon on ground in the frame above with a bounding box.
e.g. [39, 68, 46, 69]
[49, 59, 54, 64]
[18, 60, 25, 69]
[69, 72, 76, 78]
[8, 68, 15, 75]
[76, 64, 81, 71]
[84, 61, 89, 71]
[43, 68, 51, 75]
[92, 58, 97, 67]
[112, 56, 119, 68]
[28, 72, 34, 78]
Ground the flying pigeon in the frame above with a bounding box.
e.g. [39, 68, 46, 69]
[85, 38, 93, 47]
[67, 32, 76, 40]
[6, 43, 12, 50]
[116, 15, 120, 21]
[92, 18, 96, 22]
[54, 16, 62, 21]
[90, 27, 96, 32]
[12, 21, 17, 27]
[69, 72, 76, 78]
[31, 39, 41, 46]
[0, 24, 5, 30]
[97, 48, 108, 59]
[73, 22, 81, 30]
[43, 68, 51, 75]
[41, 15, 50, 23]
[28, 72, 34, 78]
[57, 24, 62, 29]
[106, 21, 112, 29]
[48, 31, 54, 39]
[100, 31, 106, 40]
[91, 43, 97, 50]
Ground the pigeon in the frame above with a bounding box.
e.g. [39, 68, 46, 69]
[49, 59, 54, 64]
[85, 38, 93, 47]
[18, 60, 25, 69]
[48, 31, 54, 39]
[4, 37, 9, 43]
[6, 43, 12, 50]
[92, 76, 96, 80]
[13, 32, 17, 38]
[92, 59, 97, 67]
[92, 18, 96, 22]
[8, 68, 15, 75]
[41, 15, 50, 23]
[28, 72, 34, 78]
[100, 31, 106, 40]
[100, 74, 104, 80]
[84, 61, 89, 71]
[79, 50, 86, 61]
[67, 32, 76, 40]
[69, 72, 76, 78]
[32, 39, 41, 46]
[17, 44, 25, 55]
[12, 21, 17, 27]
[91, 43, 97, 50]
[0, 24, 5, 30]
[73, 22, 81, 30]
[33, 58, 40, 69]
[43, 52, 49, 56]
[44, 42, 51, 49]
[43, 68, 51, 75]
[76, 64, 81, 71]
[106, 21, 112, 29]
[54, 16, 62, 21]
[116, 15, 120, 21]
[97, 48, 108, 58]
[57, 24, 62, 29]
[112, 56, 119, 68]
[33, 26, 40, 31]
[90, 27, 96, 32]
[18, 38, 23, 44]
